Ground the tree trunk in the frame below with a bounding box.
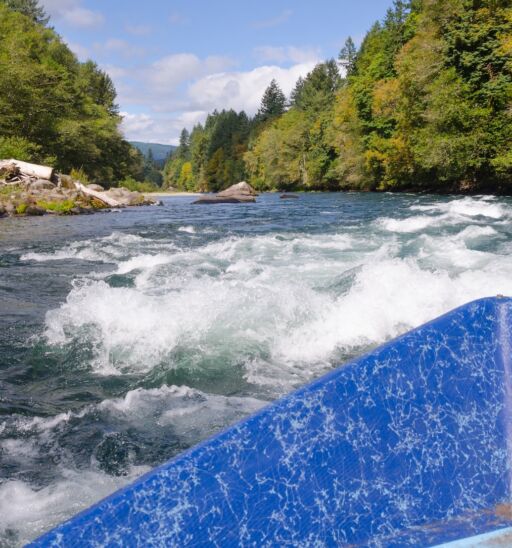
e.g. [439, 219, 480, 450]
[5, 159, 54, 181]
[74, 182, 122, 207]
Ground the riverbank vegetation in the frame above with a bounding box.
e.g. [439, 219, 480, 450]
[0, 0, 147, 185]
[165, 0, 512, 193]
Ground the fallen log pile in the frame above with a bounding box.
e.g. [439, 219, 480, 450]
[0, 159, 156, 217]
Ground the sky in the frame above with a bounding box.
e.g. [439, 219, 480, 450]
[41, 0, 391, 145]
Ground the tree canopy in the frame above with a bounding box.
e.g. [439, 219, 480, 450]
[0, 1, 143, 183]
[167, 0, 511, 194]
[1, 0, 48, 24]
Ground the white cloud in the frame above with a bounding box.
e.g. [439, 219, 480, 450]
[169, 12, 186, 25]
[252, 9, 293, 29]
[188, 62, 317, 115]
[100, 64, 129, 80]
[94, 39, 146, 59]
[120, 111, 206, 145]
[42, 0, 103, 28]
[253, 46, 321, 65]
[146, 54, 234, 93]
[116, 59, 316, 143]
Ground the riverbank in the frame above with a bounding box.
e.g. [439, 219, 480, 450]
[0, 160, 157, 218]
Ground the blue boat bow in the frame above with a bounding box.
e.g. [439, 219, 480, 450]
[31, 297, 512, 547]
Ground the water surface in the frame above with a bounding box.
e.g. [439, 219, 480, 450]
[1, 192, 512, 545]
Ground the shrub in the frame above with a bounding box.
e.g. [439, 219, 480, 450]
[15, 202, 28, 214]
[119, 176, 160, 193]
[69, 168, 90, 184]
[36, 199, 75, 214]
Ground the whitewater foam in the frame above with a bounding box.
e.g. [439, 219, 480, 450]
[7, 193, 512, 545]
[41, 199, 512, 385]
[0, 384, 264, 546]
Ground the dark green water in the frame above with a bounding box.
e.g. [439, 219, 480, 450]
[1, 192, 512, 545]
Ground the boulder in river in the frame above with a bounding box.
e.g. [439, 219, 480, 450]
[193, 181, 258, 205]
[217, 181, 258, 198]
[280, 194, 299, 199]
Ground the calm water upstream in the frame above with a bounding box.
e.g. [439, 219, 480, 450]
[1, 192, 512, 544]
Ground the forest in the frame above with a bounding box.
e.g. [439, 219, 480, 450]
[0, 0, 146, 184]
[165, 0, 512, 193]
[1, 0, 511, 192]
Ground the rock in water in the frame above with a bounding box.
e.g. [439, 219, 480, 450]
[193, 196, 255, 204]
[217, 181, 258, 198]
[280, 194, 299, 199]
[194, 181, 258, 205]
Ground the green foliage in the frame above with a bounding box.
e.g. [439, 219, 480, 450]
[119, 177, 160, 193]
[0, 4, 143, 183]
[15, 202, 27, 214]
[1, 0, 48, 24]
[255, 79, 287, 123]
[246, 61, 341, 190]
[0, 184, 21, 197]
[0, 136, 52, 163]
[169, 0, 511, 193]
[164, 110, 250, 192]
[330, 0, 511, 191]
[69, 168, 90, 184]
[339, 37, 358, 76]
[36, 199, 75, 213]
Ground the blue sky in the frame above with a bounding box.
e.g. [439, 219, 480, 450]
[42, 0, 391, 144]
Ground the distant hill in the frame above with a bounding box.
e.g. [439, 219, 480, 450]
[130, 141, 176, 163]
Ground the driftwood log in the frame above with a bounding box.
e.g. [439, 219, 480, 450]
[0, 159, 54, 181]
[74, 182, 121, 207]
[0, 159, 153, 210]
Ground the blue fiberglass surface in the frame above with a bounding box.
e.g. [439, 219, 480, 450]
[31, 297, 512, 547]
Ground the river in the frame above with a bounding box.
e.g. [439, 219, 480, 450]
[1, 192, 512, 545]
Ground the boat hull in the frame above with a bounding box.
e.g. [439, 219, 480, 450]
[31, 297, 512, 547]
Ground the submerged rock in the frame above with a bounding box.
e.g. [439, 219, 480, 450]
[193, 196, 255, 204]
[280, 194, 299, 199]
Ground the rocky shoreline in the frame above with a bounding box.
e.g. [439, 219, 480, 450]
[0, 160, 156, 218]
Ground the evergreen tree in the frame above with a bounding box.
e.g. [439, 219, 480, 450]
[338, 37, 358, 76]
[176, 128, 190, 159]
[79, 62, 118, 116]
[256, 79, 286, 122]
[290, 76, 305, 107]
[2, 0, 49, 24]
[294, 60, 341, 112]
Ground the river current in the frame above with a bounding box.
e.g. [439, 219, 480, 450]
[1, 192, 512, 545]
